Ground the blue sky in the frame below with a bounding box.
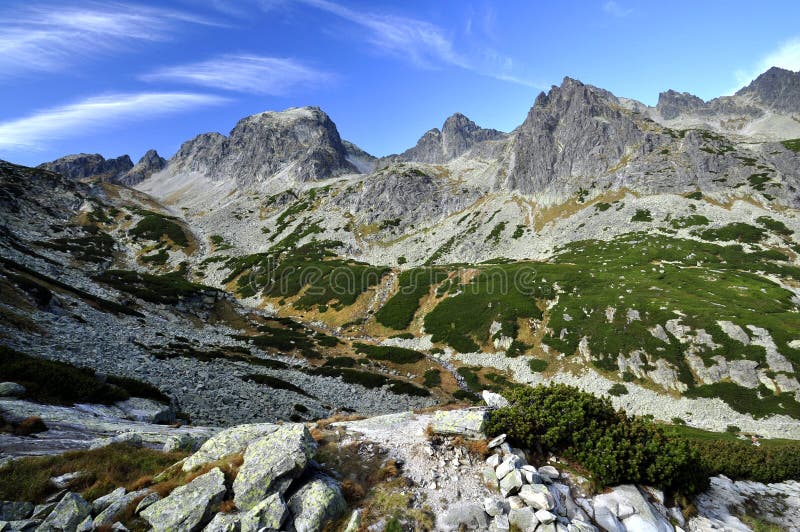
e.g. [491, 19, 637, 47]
[1, 0, 799, 166]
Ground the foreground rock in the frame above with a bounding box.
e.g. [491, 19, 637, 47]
[35, 492, 91, 531]
[141, 468, 226, 531]
[182, 423, 278, 472]
[287, 474, 347, 532]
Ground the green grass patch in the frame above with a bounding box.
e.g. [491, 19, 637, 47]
[685, 382, 800, 419]
[696, 223, 766, 243]
[781, 138, 800, 152]
[756, 216, 793, 236]
[670, 215, 710, 229]
[528, 359, 548, 372]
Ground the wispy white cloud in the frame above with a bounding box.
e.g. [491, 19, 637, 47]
[141, 54, 333, 95]
[733, 38, 800, 91]
[296, 0, 541, 87]
[0, 2, 219, 80]
[602, 1, 632, 17]
[0, 92, 229, 151]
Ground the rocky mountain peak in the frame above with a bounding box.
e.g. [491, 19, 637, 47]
[165, 106, 357, 185]
[38, 153, 134, 182]
[736, 66, 800, 113]
[505, 76, 646, 194]
[656, 89, 706, 119]
[116, 149, 167, 187]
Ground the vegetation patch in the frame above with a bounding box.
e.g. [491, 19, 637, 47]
[696, 223, 766, 243]
[670, 215, 710, 229]
[129, 211, 189, 247]
[94, 270, 218, 305]
[756, 216, 793, 236]
[631, 209, 653, 222]
[781, 138, 800, 152]
[375, 268, 448, 330]
[242, 373, 314, 398]
[353, 343, 426, 364]
[685, 382, 800, 419]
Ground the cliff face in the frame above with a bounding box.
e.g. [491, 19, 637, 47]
[39, 153, 133, 182]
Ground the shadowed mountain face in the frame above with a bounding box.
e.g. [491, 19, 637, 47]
[736, 66, 800, 113]
[39, 153, 133, 182]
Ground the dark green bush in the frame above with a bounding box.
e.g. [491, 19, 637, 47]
[423, 369, 442, 387]
[387, 380, 430, 397]
[528, 359, 548, 372]
[353, 343, 425, 364]
[485, 384, 707, 495]
[105, 375, 169, 404]
[242, 374, 314, 398]
[631, 209, 653, 222]
[608, 383, 628, 396]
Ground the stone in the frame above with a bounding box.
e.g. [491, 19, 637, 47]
[491, 514, 510, 531]
[115, 398, 175, 424]
[482, 466, 499, 489]
[593, 485, 672, 532]
[499, 469, 523, 497]
[49, 472, 83, 490]
[0, 383, 26, 398]
[538, 524, 557, 532]
[35, 492, 91, 532]
[93, 490, 149, 528]
[496, 455, 522, 479]
[486, 453, 502, 468]
[342, 509, 361, 532]
[202, 512, 240, 532]
[92, 487, 126, 514]
[8, 520, 41, 531]
[437, 502, 489, 531]
[568, 522, 599, 532]
[141, 468, 226, 532]
[135, 493, 161, 514]
[0, 503, 33, 522]
[429, 409, 488, 439]
[75, 516, 93, 532]
[89, 432, 143, 450]
[519, 484, 555, 511]
[537, 465, 560, 482]
[593, 505, 624, 532]
[534, 509, 556, 525]
[182, 423, 279, 472]
[29, 505, 54, 521]
[232, 424, 317, 510]
[507, 496, 525, 510]
[240, 492, 287, 532]
[110, 523, 128, 531]
[164, 433, 205, 453]
[487, 434, 507, 449]
[482, 390, 510, 409]
[508, 507, 538, 532]
[287, 475, 346, 532]
[521, 466, 542, 485]
[483, 498, 506, 517]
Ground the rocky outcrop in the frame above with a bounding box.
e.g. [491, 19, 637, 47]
[164, 106, 357, 186]
[383, 112, 506, 165]
[35, 492, 91, 531]
[656, 90, 707, 120]
[736, 66, 800, 113]
[117, 150, 166, 187]
[141, 468, 226, 532]
[38, 153, 133, 182]
[181, 423, 279, 472]
[287, 474, 346, 532]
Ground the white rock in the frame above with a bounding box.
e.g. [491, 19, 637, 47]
[487, 434, 507, 449]
[534, 509, 556, 524]
[484, 498, 506, 517]
[482, 390, 510, 409]
[499, 470, 524, 497]
[519, 484, 555, 511]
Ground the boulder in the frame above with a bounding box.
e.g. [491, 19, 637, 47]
[499, 469, 523, 497]
[141, 468, 226, 532]
[134, 493, 161, 514]
[110, 523, 128, 531]
[182, 424, 279, 472]
[508, 507, 539, 531]
[486, 453, 502, 468]
[92, 487, 126, 514]
[487, 434, 507, 449]
[287, 475, 346, 532]
[496, 455, 523, 479]
[8, 519, 41, 531]
[521, 465, 542, 484]
[593, 485, 672, 532]
[35, 492, 91, 532]
[115, 398, 175, 424]
[203, 512, 240, 532]
[519, 484, 555, 511]
[483, 498, 507, 517]
[593, 505, 624, 532]
[482, 390, 510, 409]
[164, 433, 206, 453]
[0, 503, 33, 522]
[232, 424, 317, 511]
[429, 409, 488, 439]
[568, 521, 599, 532]
[0, 383, 26, 398]
[537, 465, 560, 482]
[93, 490, 149, 528]
[437, 502, 489, 531]
[29, 505, 55, 521]
[507, 496, 525, 510]
[89, 432, 143, 450]
[492, 514, 510, 531]
[342, 509, 361, 532]
[240, 493, 287, 532]
[75, 516, 92, 532]
[482, 466, 499, 489]
[534, 509, 556, 525]
[49, 473, 83, 490]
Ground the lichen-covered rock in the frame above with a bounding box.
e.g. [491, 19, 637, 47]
[114, 398, 175, 424]
[89, 432, 142, 450]
[482, 390, 510, 409]
[29, 504, 54, 521]
[35, 492, 91, 532]
[437, 501, 489, 531]
[0, 503, 33, 522]
[164, 433, 206, 454]
[93, 490, 148, 528]
[287, 475, 346, 532]
[0, 383, 26, 398]
[519, 484, 555, 511]
[593, 484, 672, 532]
[141, 468, 226, 532]
[239, 493, 287, 532]
[92, 487, 126, 514]
[499, 470, 524, 497]
[342, 509, 361, 532]
[203, 512, 240, 532]
[429, 409, 488, 439]
[508, 507, 539, 531]
[232, 424, 317, 510]
[182, 424, 279, 472]
[134, 493, 161, 515]
[8, 519, 42, 531]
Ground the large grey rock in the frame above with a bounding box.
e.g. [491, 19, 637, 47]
[437, 502, 489, 531]
[240, 492, 287, 532]
[6, 519, 41, 531]
[114, 398, 175, 424]
[141, 468, 226, 532]
[134, 493, 161, 514]
[29, 505, 54, 521]
[232, 424, 317, 510]
[93, 489, 148, 528]
[0, 383, 26, 398]
[429, 409, 488, 439]
[0, 503, 33, 522]
[508, 507, 538, 531]
[35, 492, 91, 532]
[593, 505, 624, 532]
[482, 390, 510, 409]
[287, 475, 346, 532]
[49, 473, 83, 490]
[342, 509, 361, 532]
[92, 487, 126, 514]
[483, 497, 507, 517]
[593, 484, 672, 532]
[499, 469, 524, 497]
[534, 509, 556, 525]
[203, 512, 240, 532]
[519, 484, 555, 511]
[182, 423, 279, 472]
[164, 433, 206, 453]
[89, 432, 143, 450]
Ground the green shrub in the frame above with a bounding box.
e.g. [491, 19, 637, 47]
[452, 389, 478, 402]
[505, 340, 528, 358]
[528, 359, 548, 372]
[324, 356, 357, 368]
[595, 202, 611, 212]
[631, 209, 653, 222]
[375, 269, 447, 330]
[756, 216, 792, 236]
[608, 383, 628, 396]
[353, 343, 425, 364]
[105, 375, 169, 404]
[242, 374, 314, 398]
[388, 380, 430, 397]
[671, 417, 686, 425]
[697, 223, 766, 243]
[129, 213, 188, 247]
[485, 384, 706, 495]
[685, 191, 703, 200]
[781, 138, 800, 152]
[726, 425, 741, 434]
[423, 369, 442, 387]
